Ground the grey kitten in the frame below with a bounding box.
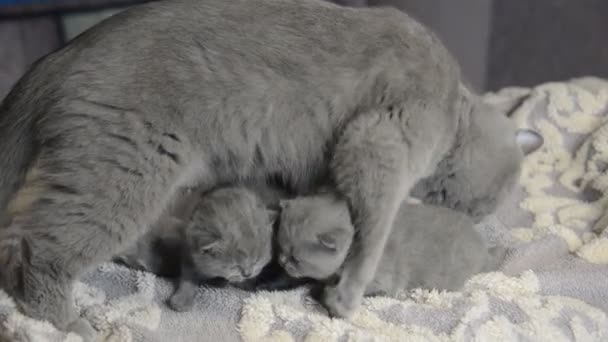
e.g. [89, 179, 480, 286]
[276, 193, 507, 296]
[117, 186, 275, 311]
[168, 186, 275, 311]
[0, 0, 534, 328]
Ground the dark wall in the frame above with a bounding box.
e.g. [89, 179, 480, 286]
[1, 0, 607, 97]
[487, 0, 608, 90]
[369, 0, 492, 91]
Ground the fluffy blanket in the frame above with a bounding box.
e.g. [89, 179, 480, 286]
[1, 77, 608, 342]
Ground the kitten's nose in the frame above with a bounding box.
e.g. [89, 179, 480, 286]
[279, 254, 287, 265]
[243, 270, 252, 278]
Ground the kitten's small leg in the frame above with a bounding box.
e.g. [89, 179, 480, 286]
[168, 279, 198, 312]
[324, 108, 422, 318]
[168, 260, 200, 311]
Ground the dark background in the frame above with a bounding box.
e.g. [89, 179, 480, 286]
[1, 0, 607, 98]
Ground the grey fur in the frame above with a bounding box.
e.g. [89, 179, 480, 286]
[112, 187, 200, 276]
[115, 186, 275, 311]
[168, 186, 274, 311]
[277, 193, 506, 296]
[112, 215, 185, 277]
[0, 0, 528, 327]
[411, 101, 543, 222]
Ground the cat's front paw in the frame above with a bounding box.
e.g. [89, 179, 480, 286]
[66, 318, 96, 342]
[322, 284, 362, 319]
[168, 291, 195, 312]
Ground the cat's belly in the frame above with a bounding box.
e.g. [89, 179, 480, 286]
[193, 104, 335, 187]
[199, 118, 332, 190]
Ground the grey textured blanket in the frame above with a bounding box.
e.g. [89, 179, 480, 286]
[2, 77, 608, 342]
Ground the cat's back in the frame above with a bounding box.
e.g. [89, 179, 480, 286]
[13, 0, 457, 113]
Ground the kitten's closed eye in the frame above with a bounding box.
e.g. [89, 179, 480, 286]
[198, 239, 220, 254]
[318, 233, 339, 252]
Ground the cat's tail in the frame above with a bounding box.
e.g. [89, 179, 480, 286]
[0, 85, 37, 222]
[0, 232, 24, 293]
[483, 246, 509, 272]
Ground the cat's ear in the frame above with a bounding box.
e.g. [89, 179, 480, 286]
[515, 129, 543, 156]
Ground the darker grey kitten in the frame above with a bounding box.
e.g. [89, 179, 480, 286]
[167, 186, 275, 311]
[114, 186, 276, 311]
[0, 0, 533, 329]
[276, 193, 506, 296]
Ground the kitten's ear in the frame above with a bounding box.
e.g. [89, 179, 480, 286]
[515, 129, 543, 155]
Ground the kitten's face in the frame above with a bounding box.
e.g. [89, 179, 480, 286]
[412, 102, 542, 222]
[184, 187, 274, 283]
[277, 195, 353, 280]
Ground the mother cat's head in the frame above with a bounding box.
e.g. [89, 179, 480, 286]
[412, 98, 542, 222]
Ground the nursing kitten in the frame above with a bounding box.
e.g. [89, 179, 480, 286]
[274, 193, 506, 296]
[118, 186, 275, 311]
[0, 0, 534, 329]
[168, 186, 276, 311]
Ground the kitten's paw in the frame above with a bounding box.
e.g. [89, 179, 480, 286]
[66, 318, 96, 342]
[168, 292, 195, 312]
[322, 284, 362, 319]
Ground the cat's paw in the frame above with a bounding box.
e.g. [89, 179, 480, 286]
[168, 291, 195, 312]
[66, 318, 96, 342]
[322, 284, 362, 319]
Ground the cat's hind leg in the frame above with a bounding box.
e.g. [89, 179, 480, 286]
[324, 107, 429, 317]
[2, 129, 197, 330]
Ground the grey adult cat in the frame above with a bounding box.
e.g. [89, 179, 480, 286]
[275, 193, 507, 296]
[0, 0, 534, 331]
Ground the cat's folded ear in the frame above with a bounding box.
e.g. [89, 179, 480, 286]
[515, 129, 543, 156]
